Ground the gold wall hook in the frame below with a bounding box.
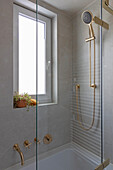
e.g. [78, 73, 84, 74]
[24, 140, 32, 149]
[13, 144, 24, 166]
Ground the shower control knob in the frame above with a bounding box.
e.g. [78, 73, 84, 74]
[24, 140, 32, 149]
[43, 134, 52, 144]
[34, 138, 41, 144]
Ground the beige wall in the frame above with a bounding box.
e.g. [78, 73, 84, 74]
[0, 1, 72, 169]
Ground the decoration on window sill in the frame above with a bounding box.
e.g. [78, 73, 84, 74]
[13, 92, 37, 111]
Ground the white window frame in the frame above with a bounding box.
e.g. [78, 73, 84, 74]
[13, 4, 52, 103]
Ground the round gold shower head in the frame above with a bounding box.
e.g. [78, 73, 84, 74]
[81, 10, 93, 25]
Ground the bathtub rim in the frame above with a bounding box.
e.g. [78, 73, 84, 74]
[5, 142, 108, 170]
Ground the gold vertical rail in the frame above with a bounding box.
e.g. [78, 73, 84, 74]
[93, 38, 95, 87]
[76, 34, 96, 131]
[89, 28, 91, 87]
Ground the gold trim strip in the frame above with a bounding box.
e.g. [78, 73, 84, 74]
[95, 159, 110, 170]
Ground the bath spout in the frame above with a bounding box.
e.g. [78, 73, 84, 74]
[13, 144, 24, 165]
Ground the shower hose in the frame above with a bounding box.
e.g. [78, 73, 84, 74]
[76, 39, 96, 131]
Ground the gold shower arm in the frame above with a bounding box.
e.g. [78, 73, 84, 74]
[103, 0, 113, 15]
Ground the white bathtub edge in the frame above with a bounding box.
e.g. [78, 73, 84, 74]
[5, 142, 113, 170]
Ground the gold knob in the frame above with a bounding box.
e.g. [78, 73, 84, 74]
[43, 134, 52, 144]
[24, 140, 32, 149]
[34, 138, 41, 144]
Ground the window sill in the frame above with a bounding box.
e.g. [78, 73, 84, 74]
[13, 102, 57, 110]
[39, 102, 57, 107]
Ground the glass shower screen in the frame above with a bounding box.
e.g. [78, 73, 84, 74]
[35, 0, 107, 170]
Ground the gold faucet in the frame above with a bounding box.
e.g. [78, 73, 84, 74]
[13, 144, 24, 165]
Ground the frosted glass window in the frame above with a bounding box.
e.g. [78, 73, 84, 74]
[13, 4, 51, 103]
[19, 14, 46, 95]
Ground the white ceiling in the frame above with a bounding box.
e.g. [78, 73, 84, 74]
[41, 0, 95, 15]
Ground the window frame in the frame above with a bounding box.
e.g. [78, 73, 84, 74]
[13, 4, 52, 104]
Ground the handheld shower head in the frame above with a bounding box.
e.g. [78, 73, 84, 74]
[82, 10, 93, 25]
[81, 10, 109, 42]
[82, 10, 95, 41]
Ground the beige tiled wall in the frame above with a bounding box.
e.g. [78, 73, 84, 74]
[0, 1, 72, 169]
[71, 0, 113, 164]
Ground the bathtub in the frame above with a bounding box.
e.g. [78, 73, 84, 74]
[6, 143, 113, 170]
[39, 149, 97, 170]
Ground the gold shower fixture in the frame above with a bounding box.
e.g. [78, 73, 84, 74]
[76, 83, 95, 131]
[13, 144, 24, 165]
[43, 134, 52, 144]
[76, 23, 96, 130]
[76, 84, 80, 90]
[82, 10, 109, 42]
[34, 137, 42, 144]
[75, 10, 100, 131]
[24, 140, 32, 149]
[103, 0, 113, 15]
